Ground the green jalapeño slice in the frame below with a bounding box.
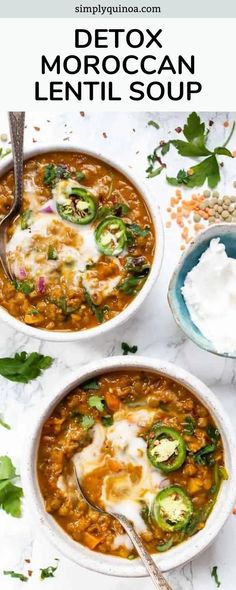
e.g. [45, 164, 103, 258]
[95, 216, 127, 256]
[153, 485, 193, 532]
[57, 187, 97, 225]
[147, 425, 186, 473]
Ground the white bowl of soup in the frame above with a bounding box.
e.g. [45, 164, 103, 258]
[0, 145, 163, 341]
[22, 356, 236, 576]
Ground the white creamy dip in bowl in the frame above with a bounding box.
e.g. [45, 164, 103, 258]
[22, 356, 236, 576]
[168, 223, 236, 357]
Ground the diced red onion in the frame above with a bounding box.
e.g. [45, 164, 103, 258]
[159, 478, 170, 489]
[40, 201, 54, 214]
[19, 267, 27, 279]
[37, 276, 46, 294]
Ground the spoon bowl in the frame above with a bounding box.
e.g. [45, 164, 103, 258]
[0, 112, 25, 280]
[73, 464, 173, 590]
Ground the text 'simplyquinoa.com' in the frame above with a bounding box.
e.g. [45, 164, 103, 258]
[75, 4, 161, 15]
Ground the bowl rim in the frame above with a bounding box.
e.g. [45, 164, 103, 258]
[0, 145, 164, 342]
[167, 223, 236, 358]
[22, 355, 236, 577]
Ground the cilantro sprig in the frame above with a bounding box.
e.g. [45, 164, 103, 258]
[146, 112, 235, 188]
[0, 456, 23, 517]
[0, 351, 53, 383]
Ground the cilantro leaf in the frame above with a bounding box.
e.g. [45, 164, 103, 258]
[76, 171, 86, 181]
[211, 566, 221, 588]
[183, 111, 206, 142]
[0, 352, 53, 383]
[193, 443, 216, 465]
[88, 395, 105, 412]
[43, 164, 70, 186]
[214, 146, 233, 157]
[0, 456, 23, 518]
[166, 169, 190, 186]
[167, 156, 220, 189]
[188, 155, 220, 188]
[81, 379, 100, 391]
[148, 120, 160, 130]
[1, 482, 23, 517]
[102, 415, 114, 427]
[80, 415, 95, 430]
[121, 342, 138, 355]
[13, 279, 34, 295]
[0, 456, 16, 480]
[118, 276, 144, 295]
[183, 416, 196, 436]
[20, 209, 33, 230]
[146, 165, 164, 179]
[161, 142, 171, 156]
[0, 415, 11, 430]
[171, 138, 211, 158]
[0, 147, 11, 160]
[40, 559, 59, 580]
[83, 288, 104, 324]
[3, 571, 28, 582]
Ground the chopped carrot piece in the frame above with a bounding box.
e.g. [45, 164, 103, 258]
[83, 532, 104, 549]
[108, 458, 122, 472]
[105, 392, 120, 412]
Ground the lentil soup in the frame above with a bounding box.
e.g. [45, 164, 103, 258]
[0, 152, 155, 331]
[37, 370, 226, 558]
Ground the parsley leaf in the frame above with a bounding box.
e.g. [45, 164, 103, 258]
[0, 415, 11, 430]
[81, 379, 100, 391]
[211, 566, 221, 588]
[3, 571, 28, 582]
[80, 415, 95, 430]
[0, 456, 23, 517]
[0, 351, 53, 383]
[88, 395, 105, 412]
[40, 559, 59, 580]
[121, 342, 138, 355]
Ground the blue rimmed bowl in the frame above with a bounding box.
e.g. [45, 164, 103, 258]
[168, 223, 236, 358]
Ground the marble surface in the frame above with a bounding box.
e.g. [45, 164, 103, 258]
[0, 111, 236, 589]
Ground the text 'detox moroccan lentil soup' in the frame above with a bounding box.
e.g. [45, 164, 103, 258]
[0, 152, 155, 331]
[37, 370, 227, 558]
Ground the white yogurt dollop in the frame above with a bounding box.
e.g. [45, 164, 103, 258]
[182, 238, 236, 354]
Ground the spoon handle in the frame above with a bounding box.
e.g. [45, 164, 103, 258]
[8, 112, 25, 214]
[114, 513, 173, 590]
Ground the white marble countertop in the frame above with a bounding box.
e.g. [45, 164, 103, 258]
[0, 110, 236, 590]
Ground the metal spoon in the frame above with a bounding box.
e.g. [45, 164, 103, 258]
[0, 112, 25, 280]
[73, 466, 173, 590]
